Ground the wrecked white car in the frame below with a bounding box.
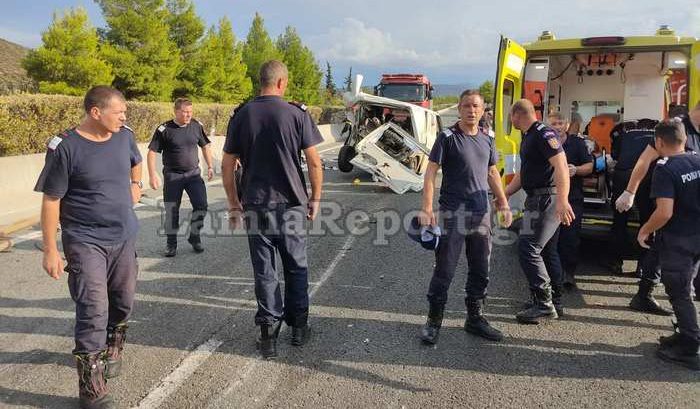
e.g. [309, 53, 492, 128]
[337, 76, 442, 194]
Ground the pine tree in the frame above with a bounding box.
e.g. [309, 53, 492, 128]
[324, 61, 336, 96]
[479, 80, 494, 105]
[191, 17, 252, 103]
[242, 13, 281, 95]
[277, 26, 322, 104]
[97, 0, 182, 101]
[344, 67, 353, 91]
[22, 8, 113, 95]
[166, 0, 205, 98]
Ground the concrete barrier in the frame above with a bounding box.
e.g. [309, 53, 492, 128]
[0, 124, 342, 228]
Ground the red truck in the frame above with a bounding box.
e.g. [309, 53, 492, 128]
[374, 74, 434, 109]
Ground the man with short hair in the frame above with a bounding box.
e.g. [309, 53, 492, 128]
[147, 98, 214, 257]
[418, 90, 512, 344]
[549, 112, 593, 289]
[222, 60, 324, 359]
[505, 99, 575, 324]
[35, 85, 142, 409]
[637, 120, 700, 370]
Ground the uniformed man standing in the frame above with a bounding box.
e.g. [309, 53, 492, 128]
[636, 120, 700, 370]
[505, 100, 575, 324]
[147, 98, 213, 257]
[35, 86, 142, 409]
[418, 90, 512, 344]
[615, 109, 700, 315]
[549, 112, 592, 289]
[222, 60, 324, 359]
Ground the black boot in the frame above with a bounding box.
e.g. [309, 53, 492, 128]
[105, 323, 127, 379]
[464, 298, 503, 341]
[552, 284, 565, 317]
[291, 324, 311, 346]
[562, 271, 577, 291]
[188, 235, 204, 253]
[656, 333, 700, 371]
[257, 321, 282, 359]
[420, 303, 444, 345]
[164, 244, 177, 257]
[629, 280, 673, 316]
[75, 352, 115, 409]
[516, 287, 558, 324]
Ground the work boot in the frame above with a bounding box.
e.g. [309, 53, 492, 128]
[562, 271, 577, 291]
[188, 236, 204, 253]
[164, 244, 177, 257]
[656, 333, 700, 371]
[552, 284, 565, 317]
[291, 324, 311, 346]
[420, 303, 444, 345]
[105, 323, 127, 379]
[516, 288, 558, 324]
[75, 352, 115, 409]
[256, 321, 282, 359]
[629, 280, 673, 316]
[464, 298, 503, 341]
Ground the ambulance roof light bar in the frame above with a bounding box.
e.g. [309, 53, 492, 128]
[581, 36, 626, 47]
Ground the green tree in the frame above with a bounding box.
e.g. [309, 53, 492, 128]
[191, 17, 252, 103]
[479, 80, 494, 105]
[22, 8, 113, 96]
[242, 13, 281, 95]
[324, 61, 336, 95]
[344, 67, 353, 91]
[166, 0, 205, 98]
[97, 0, 182, 101]
[277, 26, 322, 104]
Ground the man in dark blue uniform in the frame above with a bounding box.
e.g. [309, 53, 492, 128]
[549, 112, 593, 289]
[147, 98, 214, 257]
[637, 120, 700, 370]
[222, 60, 324, 359]
[35, 86, 142, 409]
[418, 90, 512, 344]
[505, 100, 575, 324]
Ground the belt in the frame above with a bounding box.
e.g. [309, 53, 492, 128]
[525, 187, 557, 196]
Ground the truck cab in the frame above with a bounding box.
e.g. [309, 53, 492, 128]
[375, 74, 434, 109]
[493, 26, 700, 234]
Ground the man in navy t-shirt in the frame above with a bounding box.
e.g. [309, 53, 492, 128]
[147, 98, 213, 256]
[418, 90, 512, 345]
[637, 120, 700, 370]
[34, 86, 142, 408]
[222, 60, 324, 359]
[549, 112, 593, 289]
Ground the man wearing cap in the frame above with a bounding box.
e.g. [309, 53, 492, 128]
[418, 90, 512, 344]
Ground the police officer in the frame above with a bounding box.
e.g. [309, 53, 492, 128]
[549, 112, 592, 290]
[505, 100, 575, 324]
[222, 60, 324, 359]
[637, 120, 700, 370]
[147, 98, 213, 257]
[35, 86, 142, 409]
[418, 90, 512, 344]
[615, 113, 698, 315]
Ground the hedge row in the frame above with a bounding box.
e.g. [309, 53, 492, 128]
[0, 94, 343, 157]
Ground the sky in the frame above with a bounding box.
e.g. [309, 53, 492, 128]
[1, 0, 699, 86]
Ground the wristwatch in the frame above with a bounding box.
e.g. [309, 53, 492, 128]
[131, 180, 143, 189]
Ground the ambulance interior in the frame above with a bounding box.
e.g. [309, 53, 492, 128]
[523, 50, 690, 221]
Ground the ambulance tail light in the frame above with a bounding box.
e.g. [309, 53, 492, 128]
[581, 37, 626, 47]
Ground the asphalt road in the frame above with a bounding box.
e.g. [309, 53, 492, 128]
[1, 126, 698, 408]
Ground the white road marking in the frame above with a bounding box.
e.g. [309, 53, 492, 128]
[6, 230, 42, 245]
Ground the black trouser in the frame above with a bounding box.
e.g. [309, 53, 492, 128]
[658, 232, 700, 341]
[558, 199, 584, 275]
[245, 205, 309, 328]
[163, 168, 208, 246]
[63, 237, 138, 354]
[426, 211, 491, 307]
[610, 170, 660, 283]
[518, 193, 563, 293]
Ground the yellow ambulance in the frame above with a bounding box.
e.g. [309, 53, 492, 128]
[493, 26, 700, 233]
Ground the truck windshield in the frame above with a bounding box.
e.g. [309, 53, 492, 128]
[377, 84, 426, 102]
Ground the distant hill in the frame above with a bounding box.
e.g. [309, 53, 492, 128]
[432, 83, 477, 97]
[0, 38, 36, 94]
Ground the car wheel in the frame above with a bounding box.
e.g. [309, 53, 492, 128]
[338, 145, 356, 173]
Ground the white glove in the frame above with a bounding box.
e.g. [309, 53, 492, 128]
[568, 164, 577, 177]
[615, 190, 635, 212]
